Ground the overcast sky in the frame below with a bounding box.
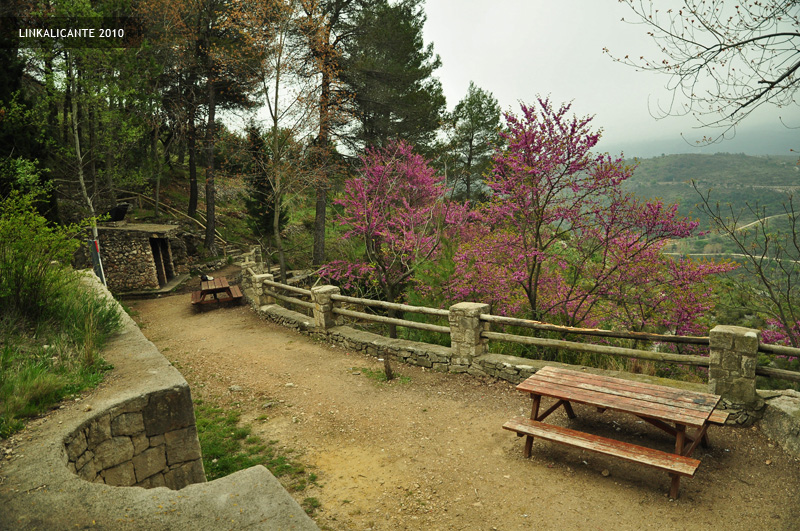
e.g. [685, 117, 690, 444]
[423, 0, 799, 158]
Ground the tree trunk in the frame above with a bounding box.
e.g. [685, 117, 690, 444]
[273, 176, 287, 283]
[313, 183, 326, 265]
[188, 116, 198, 217]
[89, 105, 97, 198]
[152, 124, 161, 218]
[204, 79, 217, 255]
[383, 357, 394, 381]
[312, 67, 332, 266]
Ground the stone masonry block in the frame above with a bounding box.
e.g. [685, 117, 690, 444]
[65, 430, 88, 461]
[722, 353, 742, 372]
[164, 426, 202, 465]
[735, 331, 760, 354]
[93, 436, 134, 471]
[132, 433, 149, 455]
[75, 449, 94, 471]
[133, 446, 167, 482]
[111, 412, 145, 436]
[741, 356, 758, 377]
[103, 461, 137, 487]
[121, 395, 149, 413]
[164, 460, 205, 490]
[77, 459, 97, 482]
[87, 415, 112, 448]
[142, 386, 196, 436]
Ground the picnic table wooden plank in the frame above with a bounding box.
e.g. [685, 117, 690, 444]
[201, 277, 229, 291]
[521, 367, 719, 420]
[536, 366, 719, 410]
[519, 379, 709, 427]
[526, 373, 716, 420]
[503, 417, 701, 477]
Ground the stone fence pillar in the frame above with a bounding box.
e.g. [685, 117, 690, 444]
[255, 273, 275, 306]
[449, 302, 490, 365]
[311, 285, 340, 330]
[709, 325, 761, 408]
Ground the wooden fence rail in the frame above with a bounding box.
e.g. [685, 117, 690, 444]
[331, 307, 450, 334]
[480, 314, 710, 346]
[481, 331, 710, 366]
[330, 293, 450, 317]
[250, 275, 800, 388]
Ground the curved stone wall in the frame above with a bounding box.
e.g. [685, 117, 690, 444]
[0, 275, 318, 530]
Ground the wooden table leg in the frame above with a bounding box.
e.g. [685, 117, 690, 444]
[674, 424, 686, 455]
[524, 395, 541, 458]
[670, 424, 687, 499]
[669, 474, 681, 499]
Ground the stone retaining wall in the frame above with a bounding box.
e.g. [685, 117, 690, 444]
[64, 387, 204, 489]
[0, 274, 318, 530]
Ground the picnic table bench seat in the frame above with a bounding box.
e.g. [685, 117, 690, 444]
[503, 416, 701, 477]
[707, 409, 729, 425]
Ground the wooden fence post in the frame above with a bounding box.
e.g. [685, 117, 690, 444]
[449, 302, 490, 365]
[311, 285, 340, 330]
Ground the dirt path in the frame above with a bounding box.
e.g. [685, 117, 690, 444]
[130, 286, 800, 530]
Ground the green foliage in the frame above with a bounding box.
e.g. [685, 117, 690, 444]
[340, 0, 445, 151]
[243, 125, 290, 243]
[446, 81, 502, 202]
[0, 284, 120, 438]
[0, 191, 122, 436]
[302, 497, 321, 515]
[194, 400, 315, 492]
[0, 191, 89, 320]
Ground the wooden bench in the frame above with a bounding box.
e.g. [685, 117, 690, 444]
[708, 409, 729, 425]
[229, 284, 243, 300]
[191, 290, 203, 304]
[503, 416, 701, 477]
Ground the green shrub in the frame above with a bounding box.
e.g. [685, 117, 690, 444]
[0, 191, 121, 437]
[0, 191, 88, 320]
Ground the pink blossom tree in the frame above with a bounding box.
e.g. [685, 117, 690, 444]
[452, 98, 734, 332]
[323, 140, 465, 337]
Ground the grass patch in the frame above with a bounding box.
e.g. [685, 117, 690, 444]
[0, 279, 121, 438]
[302, 497, 321, 515]
[194, 400, 317, 498]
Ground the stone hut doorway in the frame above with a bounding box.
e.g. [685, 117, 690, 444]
[149, 237, 174, 287]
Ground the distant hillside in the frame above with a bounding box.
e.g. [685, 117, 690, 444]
[624, 153, 800, 227]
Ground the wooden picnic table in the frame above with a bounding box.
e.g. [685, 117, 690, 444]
[503, 366, 729, 498]
[191, 276, 243, 306]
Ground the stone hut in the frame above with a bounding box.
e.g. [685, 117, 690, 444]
[95, 222, 184, 293]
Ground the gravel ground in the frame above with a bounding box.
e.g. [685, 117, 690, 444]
[129, 274, 800, 531]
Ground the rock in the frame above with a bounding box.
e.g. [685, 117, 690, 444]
[229, 385, 244, 392]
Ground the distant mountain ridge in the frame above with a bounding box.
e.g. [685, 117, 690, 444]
[624, 153, 800, 227]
